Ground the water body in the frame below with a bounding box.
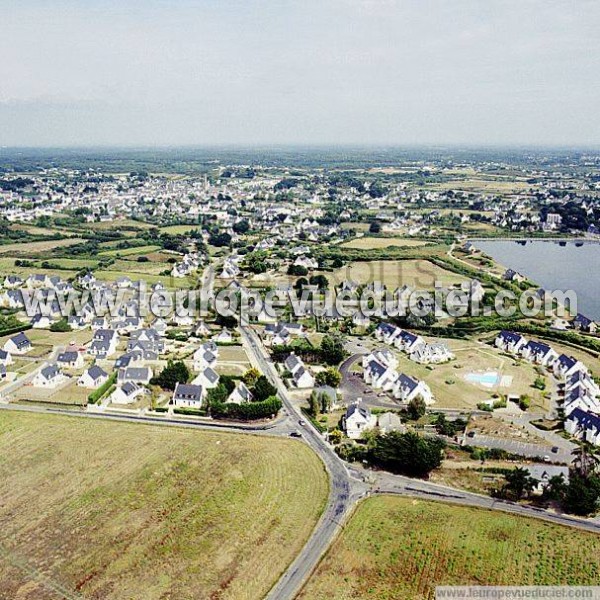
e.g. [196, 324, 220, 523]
[473, 239, 600, 320]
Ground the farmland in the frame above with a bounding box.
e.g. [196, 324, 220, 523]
[0, 411, 328, 600]
[330, 259, 469, 289]
[340, 237, 430, 250]
[299, 496, 600, 600]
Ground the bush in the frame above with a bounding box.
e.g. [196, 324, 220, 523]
[88, 372, 117, 404]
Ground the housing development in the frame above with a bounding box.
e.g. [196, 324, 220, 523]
[0, 147, 599, 598]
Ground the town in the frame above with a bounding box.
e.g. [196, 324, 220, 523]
[1, 148, 600, 598]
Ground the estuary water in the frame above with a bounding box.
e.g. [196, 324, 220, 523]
[473, 239, 600, 320]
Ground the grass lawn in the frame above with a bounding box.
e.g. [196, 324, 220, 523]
[388, 338, 547, 410]
[330, 259, 468, 290]
[159, 224, 201, 235]
[0, 238, 85, 255]
[299, 496, 600, 600]
[340, 237, 430, 250]
[0, 411, 328, 600]
[93, 270, 193, 289]
[97, 245, 162, 258]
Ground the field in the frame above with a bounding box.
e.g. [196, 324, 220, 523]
[0, 238, 85, 255]
[340, 237, 430, 250]
[97, 244, 162, 257]
[330, 259, 468, 289]
[159, 224, 200, 235]
[299, 496, 600, 600]
[0, 411, 328, 600]
[390, 338, 548, 410]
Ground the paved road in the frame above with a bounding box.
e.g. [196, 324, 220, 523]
[240, 326, 369, 600]
[339, 353, 401, 410]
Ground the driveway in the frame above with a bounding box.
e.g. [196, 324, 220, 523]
[339, 353, 400, 410]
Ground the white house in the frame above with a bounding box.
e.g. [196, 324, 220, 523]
[0, 349, 13, 366]
[364, 360, 398, 392]
[110, 382, 145, 405]
[3, 332, 32, 355]
[520, 340, 558, 366]
[495, 330, 527, 354]
[565, 408, 600, 446]
[78, 365, 109, 388]
[553, 354, 585, 379]
[56, 350, 84, 369]
[284, 353, 314, 388]
[292, 366, 315, 389]
[172, 382, 204, 409]
[343, 402, 377, 440]
[227, 381, 254, 404]
[32, 363, 63, 388]
[191, 366, 220, 389]
[393, 373, 434, 405]
[118, 366, 153, 385]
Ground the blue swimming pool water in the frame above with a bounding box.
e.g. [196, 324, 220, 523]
[465, 372, 499, 386]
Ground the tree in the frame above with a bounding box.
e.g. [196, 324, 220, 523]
[562, 474, 600, 516]
[308, 391, 320, 416]
[242, 368, 261, 387]
[245, 250, 268, 274]
[370, 431, 445, 477]
[315, 367, 342, 388]
[208, 232, 232, 247]
[309, 274, 329, 290]
[253, 375, 277, 401]
[50, 319, 71, 332]
[572, 442, 600, 477]
[369, 221, 381, 233]
[152, 360, 189, 391]
[232, 219, 250, 234]
[287, 264, 308, 276]
[502, 467, 537, 500]
[320, 334, 347, 366]
[406, 396, 426, 420]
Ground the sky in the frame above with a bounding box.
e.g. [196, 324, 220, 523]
[1, 0, 599, 147]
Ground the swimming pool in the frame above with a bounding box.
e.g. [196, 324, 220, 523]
[465, 372, 500, 386]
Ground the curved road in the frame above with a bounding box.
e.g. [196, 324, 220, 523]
[240, 326, 369, 600]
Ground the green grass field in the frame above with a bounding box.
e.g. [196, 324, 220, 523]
[300, 496, 600, 600]
[0, 412, 328, 600]
[97, 244, 162, 257]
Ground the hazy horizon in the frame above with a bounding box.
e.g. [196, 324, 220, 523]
[2, 0, 599, 147]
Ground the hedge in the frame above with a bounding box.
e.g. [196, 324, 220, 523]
[87, 371, 117, 404]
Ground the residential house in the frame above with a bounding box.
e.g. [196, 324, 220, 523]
[110, 382, 145, 405]
[3, 332, 32, 355]
[520, 340, 558, 366]
[227, 381, 254, 404]
[393, 373, 434, 405]
[172, 382, 204, 409]
[192, 366, 220, 389]
[0, 349, 13, 366]
[377, 412, 406, 434]
[118, 367, 153, 385]
[343, 402, 377, 440]
[32, 363, 62, 388]
[78, 365, 109, 388]
[56, 351, 84, 369]
[572, 313, 597, 333]
[495, 330, 527, 354]
[565, 408, 600, 446]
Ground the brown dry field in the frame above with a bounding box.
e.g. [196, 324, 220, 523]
[0, 411, 328, 600]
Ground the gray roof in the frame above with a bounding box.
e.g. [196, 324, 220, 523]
[10, 332, 31, 349]
[173, 383, 203, 402]
[57, 351, 79, 363]
[87, 365, 107, 381]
